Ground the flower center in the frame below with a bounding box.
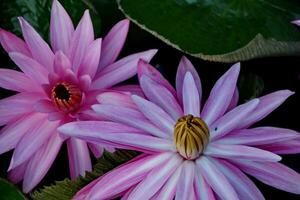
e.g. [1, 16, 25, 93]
[51, 82, 82, 113]
[174, 114, 209, 160]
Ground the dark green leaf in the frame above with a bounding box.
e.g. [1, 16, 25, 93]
[238, 73, 264, 102]
[31, 150, 138, 200]
[0, 0, 101, 40]
[117, 0, 300, 62]
[0, 178, 26, 200]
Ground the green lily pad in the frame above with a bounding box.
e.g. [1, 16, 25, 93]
[117, 0, 300, 62]
[0, 178, 26, 200]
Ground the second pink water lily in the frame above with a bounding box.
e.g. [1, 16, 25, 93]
[0, 0, 156, 192]
[60, 57, 300, 199]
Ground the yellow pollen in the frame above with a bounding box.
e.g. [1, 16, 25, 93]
[174, 114, 209, 160]
[51, 82, 82, 113]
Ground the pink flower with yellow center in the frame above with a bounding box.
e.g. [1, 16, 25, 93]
[0, 0, 156, 192]
[60, 57, 300, 200]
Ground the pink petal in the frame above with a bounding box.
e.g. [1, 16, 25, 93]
[155, 164, 183, 200]
[0, 113, 44, 154]
[88, 143, 104, 158]
[0, 28, 31, 56]
[22, 132, 63, 193]
[182, 72, 200, 117]
[92, 49, 157, 89]
[19, 17, 54, 71]
[201, 63, 240, 126]
[0, 93, 42, 126]
[234, 160, 300, 194]
[128, 154, 182, 199]
[79, 74, 92, 91]
[219, 127, 299, 146]
[176, 56, 202, 106]
[237, 90, 294, 129]
[9, 52, 49, 84]
[34, 99, 57, 113]
[98, 19, 129, 69]
[50, 0, 74, 53]
[53, 51, 72, 75]
[210, 98, 259, 140]
[210, 158, 264, 200]
[78, 38, 101, 78]
[255, 137, 300, 154]
[137, 60, 176, 98]
[196, 156, 239, 200]
[7, 160, 28, 184]
[67, 138, 92, 179]
[68, 10, 94, 74]
[227, 87, 239, 111]
[0, 69, 41, 92]
[194, 168, 215, 200]
[205, 143, 281, 162]
[97, 91, 138, 109]
[140, 75, 183, 120]
[48, 111, 65, 121]
[291, 20, 300, 26]
[132, 95, 175, 138]
[92, 104, 167, 138]
[175, 161, 195, 200]
[59, 121, 174, 153]
[9, 119, 60, 170]
[84, 153, 173, 200]
[112, 84, 145, 97]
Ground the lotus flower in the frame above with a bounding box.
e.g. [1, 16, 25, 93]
[0, 0, 157, 192]
[60, 57, 300, 199]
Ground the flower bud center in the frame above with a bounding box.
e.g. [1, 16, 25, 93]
[174, 114, 209, 160]
[51, 82, 82, 113]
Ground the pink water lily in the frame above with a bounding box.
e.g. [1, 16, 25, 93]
[60, 57, 300, 200]
[0, 0, 157, 192]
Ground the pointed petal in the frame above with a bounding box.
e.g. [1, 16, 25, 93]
[255, 137, 300, 154]
[67, 138, 92, 179]
[7, 161, 28, 184]
[48, 111, 65, 121]
[196, 156, 239, 200]
[175, 161, 195, 200]
[132, 95, 175, 138]
[68, 10, 94, 74]
[234, 160, 300, 194]
[98, 19, 129, 69]
[50, 0, 74, 53]
[22, 132, 63, 192]
[19, 17, 54, 71]
[137, 60, 176, 98]
[9, 52, 49, 84]
[9, 119, 60, 169]
[0, 28, 31, 56]
[219, 127, 299, 146]
[210, 98, 259, 140]
[92, 49, 157, 89]
[34, 99, 57, 113]
[156, 164, 183, 200]
[59, 121, 174, 153]
[79, 74, 92, 91]
[0, 93, 42, 126]
[140, 75, 183, 120]
[194, 168, 215, 200]
[291, 20, 300, 26]
[176, 56, 202, 106]
[92, 104, 167, 138]
[85, 153, 173, 200]
[182, 72, 200, 116]
[97, 91, 138, 109]
[78, 38, 101, 78]
[227, 87, 239, 111]
[0, 69, 40, 92]
[88, 143, 104, 158]
[201, 63, 240, 125]
[112, 84, 145, 97]
[128, 154, 182, 199]
[53, 51, 72, 75]
[210, 158, 264, 200]
[237, 90, 294, 129]
[0, 113, 44, 154]
[205, 143, 281, 162]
